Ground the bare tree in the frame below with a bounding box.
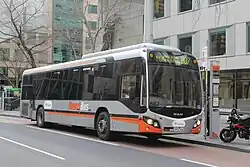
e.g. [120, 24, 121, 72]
[74, 0, 132, 53]
[0, 0, 51, 68]
[63, 28, 81, 60]
[2, 49, 27, 87]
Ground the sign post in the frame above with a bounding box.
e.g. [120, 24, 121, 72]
[143, 0, 154, 43]
[200, 46, 209, 139]
[209, 60, 220, 139]
[0, 87, 4, 112]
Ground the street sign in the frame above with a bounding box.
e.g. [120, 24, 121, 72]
[201, 46, 208, 69]
[209, 60, 220, 139]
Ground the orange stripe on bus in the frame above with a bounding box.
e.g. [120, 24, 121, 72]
[47, 112, 161, 134]
[111, 117, 138, 124]
[47, 111, 94, 118]
[138, 120, 162, 133]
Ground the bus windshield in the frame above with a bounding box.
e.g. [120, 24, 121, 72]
[148, 51, 202, 110]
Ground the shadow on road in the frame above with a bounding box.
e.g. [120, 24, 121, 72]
[27, 123, 192, 148]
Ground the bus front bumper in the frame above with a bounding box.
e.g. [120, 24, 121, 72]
[139, 115, 202, 135]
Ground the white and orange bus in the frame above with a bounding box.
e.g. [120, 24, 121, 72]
[20, 43, 203, 141]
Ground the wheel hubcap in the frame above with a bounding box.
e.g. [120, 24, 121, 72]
[98, 119, 107, 133]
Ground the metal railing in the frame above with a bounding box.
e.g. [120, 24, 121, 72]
[4, 97, 20, 111]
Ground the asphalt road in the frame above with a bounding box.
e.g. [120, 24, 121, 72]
[0, 116, 249, 167]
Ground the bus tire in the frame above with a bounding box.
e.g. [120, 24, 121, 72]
[146, 134, 161, 141]
[96, 112, 112, 141]
[36, 107, 46, 128]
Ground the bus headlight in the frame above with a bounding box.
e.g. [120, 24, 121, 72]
[193, 119, 201, 128]
[153, 122, 159, 127]
[147, 119, 153, 125]
[143, 116, 160, 128]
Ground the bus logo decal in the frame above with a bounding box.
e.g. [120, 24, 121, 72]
[172, 120, 186, 127]
[173, 112, 183, 116]
[44, 101, 52, 110]
[68, 102, 81, 110]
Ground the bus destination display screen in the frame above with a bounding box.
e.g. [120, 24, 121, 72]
[148, 51, 198, 69]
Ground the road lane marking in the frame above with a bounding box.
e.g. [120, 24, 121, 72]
[0, 136, 65, 160]
[181, 159, 218, 167]
[26, 125, 120, 147]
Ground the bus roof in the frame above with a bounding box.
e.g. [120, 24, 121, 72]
[23, 43, 182, 75]
[81, 43, 181, 59]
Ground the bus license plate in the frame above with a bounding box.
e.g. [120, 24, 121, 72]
[164, 127, 184, 132]
[172, 127, 184, 132]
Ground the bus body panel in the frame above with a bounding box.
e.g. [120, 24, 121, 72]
[20, 43, 203, 137]
[30, 100, 202, 134]
[33, 100, 140, 132]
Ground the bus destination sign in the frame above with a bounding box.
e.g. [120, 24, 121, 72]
[148, 51, 198, 68]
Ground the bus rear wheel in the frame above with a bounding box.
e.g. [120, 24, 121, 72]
[96, 112, 112, 141]
[36, 107, 46, 128]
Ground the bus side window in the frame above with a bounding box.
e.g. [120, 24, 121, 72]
[21, 86, 34, 100]
[120, 75, 140, 101]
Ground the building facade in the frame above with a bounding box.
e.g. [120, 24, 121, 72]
[47, 0, 99, 60]
[153, 0, 250, 111]
[109, 1, 144, 49]
[0, 32, 50, 86]
[48, 0, 83, 63]
[83, 0, 99, 53]
[89, 0, 144, 53]
[0, 0, 51, 86]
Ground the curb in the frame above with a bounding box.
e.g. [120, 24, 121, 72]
[163, 136, 250, 154]
[0, 114, 21, 118]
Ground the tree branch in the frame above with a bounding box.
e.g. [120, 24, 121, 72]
[0, 0, 49, 68]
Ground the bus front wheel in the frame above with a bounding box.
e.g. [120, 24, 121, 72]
[96, 112, 112, 141]
[146, 134, 161, 141]
[36, 107, 46, 128]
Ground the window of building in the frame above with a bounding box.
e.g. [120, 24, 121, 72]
[88, 4, 97, 14]
[88, 21, 97, 30]
[179, 36, 192, 54]
[210, 29, 226, 56]
[247, 24, 250, 52]
[0, 67, 8, 76]
[53, 47, 58, 54]
[153, 39, 164, 45]
[210, 0, 226, 5]
[0, 48, 10, 60]
[179, 0, 192, 12]
[154, 0, 164, 18]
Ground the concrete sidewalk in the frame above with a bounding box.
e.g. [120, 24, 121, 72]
[164, 117, 250, 153]
[163, 134, 250, 153]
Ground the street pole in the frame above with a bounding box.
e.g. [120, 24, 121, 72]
[0, 85, 4, 112]
[201, 46, 208, 139]
[143, 0, 154, 43]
